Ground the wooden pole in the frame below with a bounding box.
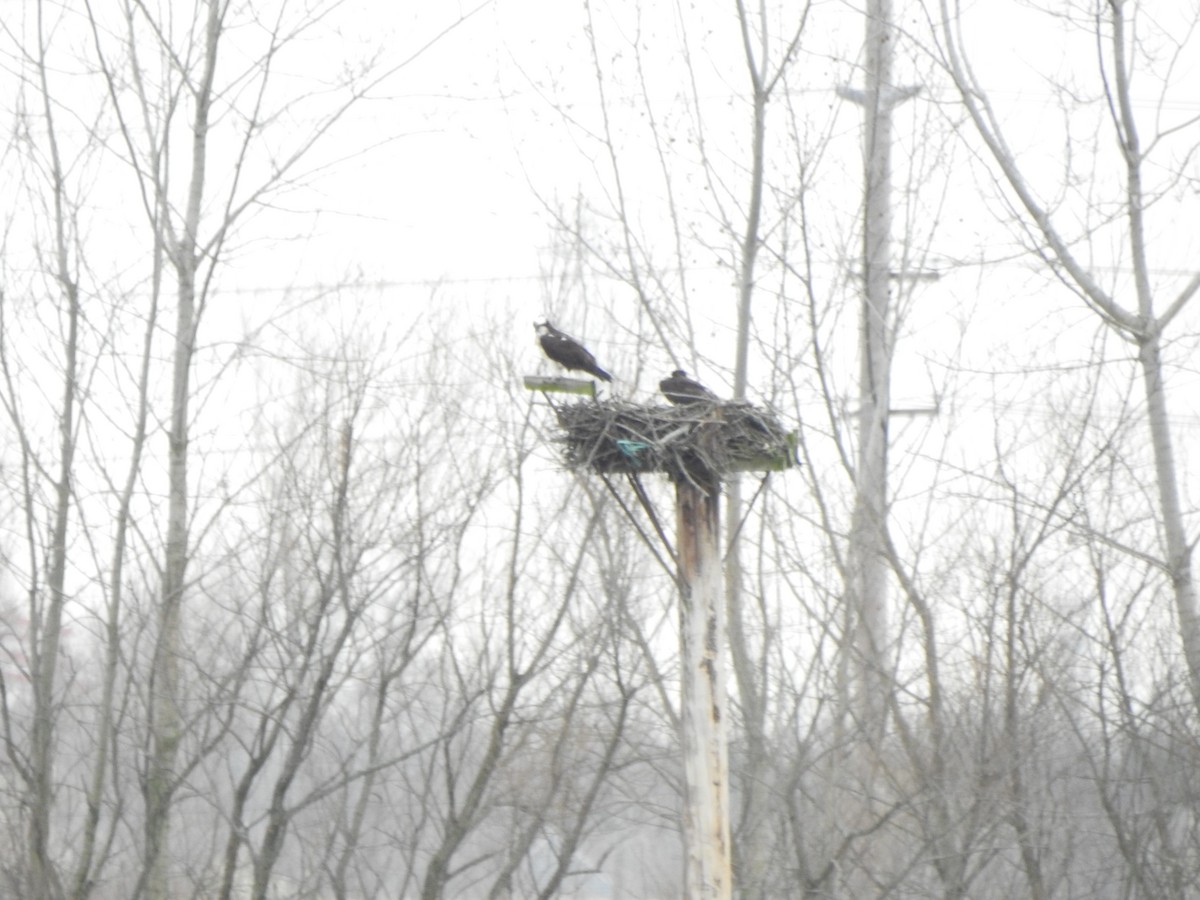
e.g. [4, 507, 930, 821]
[676, 480, 732, 900]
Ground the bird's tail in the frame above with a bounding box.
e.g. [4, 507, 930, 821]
[589, 365, 613, 383]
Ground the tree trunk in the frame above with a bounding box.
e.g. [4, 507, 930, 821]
[144, 3, 219, 895]
[27, 10, 81, 891]
[1137, 333, 1200, 710]
[725, 63, 771, 900]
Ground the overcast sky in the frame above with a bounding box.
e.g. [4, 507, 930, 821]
[6, 0, 1200, 432]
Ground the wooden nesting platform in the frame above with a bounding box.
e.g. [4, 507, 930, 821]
[550, 399, 797, 488]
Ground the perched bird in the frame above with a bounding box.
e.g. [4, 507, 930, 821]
[535, 321, 613, 382]
[660, 369, 719, 405]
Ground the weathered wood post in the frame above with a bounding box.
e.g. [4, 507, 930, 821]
[675, 480, 732, 900]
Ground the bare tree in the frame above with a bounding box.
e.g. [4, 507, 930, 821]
[723, 4, 809, 896]
[2, 2, 483, 896]
[2, 6, 85, 893]
[75, 3, 483, 895]
[934, 0, 1200, 713]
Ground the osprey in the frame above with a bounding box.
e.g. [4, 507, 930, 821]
[535, 321, 613, 382]
[660, 369, 719, 405]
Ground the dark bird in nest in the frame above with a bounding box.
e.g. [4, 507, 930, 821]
[535, 321, 613, 382]
[660, 369, 719, 405]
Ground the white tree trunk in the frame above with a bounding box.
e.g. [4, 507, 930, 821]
[25, 12, 80, 891]
[145, 3, 219, 896]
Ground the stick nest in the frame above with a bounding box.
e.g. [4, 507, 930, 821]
[552, 399, 795, 488]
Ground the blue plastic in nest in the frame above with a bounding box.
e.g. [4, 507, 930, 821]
[615, 439, 652, 464]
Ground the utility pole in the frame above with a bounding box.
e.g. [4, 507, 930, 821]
[838, 0, 919, 734]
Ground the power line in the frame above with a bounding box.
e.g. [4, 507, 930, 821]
[205, 257, 1200, 297]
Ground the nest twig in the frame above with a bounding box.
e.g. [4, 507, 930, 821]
[551, 399, 795, 491]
